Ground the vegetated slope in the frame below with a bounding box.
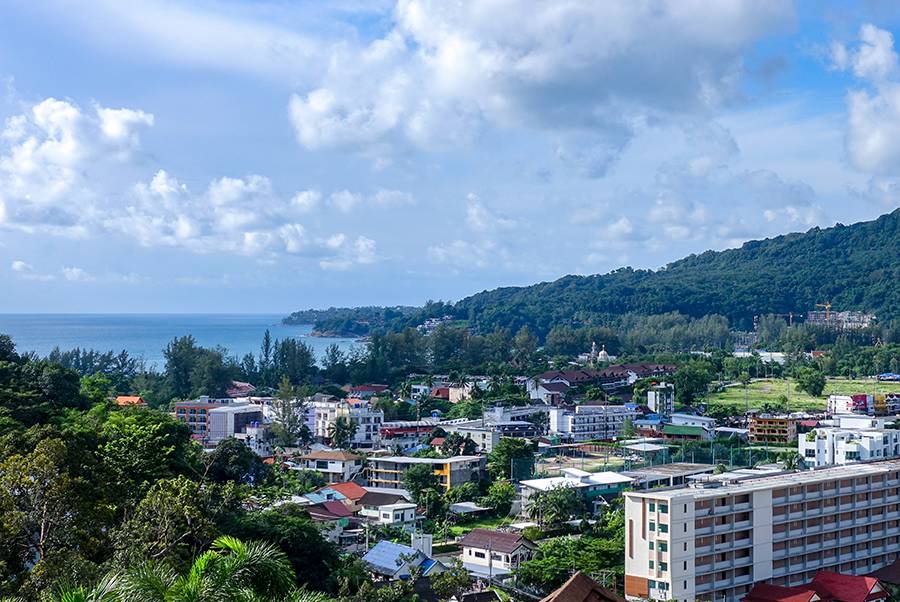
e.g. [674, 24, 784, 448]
[454, 208, 900, 336]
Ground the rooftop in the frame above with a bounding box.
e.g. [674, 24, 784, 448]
[539, 571, 626, 602]
[370, 455, 482, 464]
[520, 470, 633, 492]
[299, 450, 362, 462]
[628, 458, 900, 501]
[622, 462, 715, 480]
[458, 528, 534, 554]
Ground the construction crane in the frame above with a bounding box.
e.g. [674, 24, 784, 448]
[815, 302, 832, 321]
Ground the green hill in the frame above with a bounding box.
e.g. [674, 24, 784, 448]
[289, 209, 900, 338]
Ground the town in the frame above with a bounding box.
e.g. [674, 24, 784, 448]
[102, 331, 900, 602]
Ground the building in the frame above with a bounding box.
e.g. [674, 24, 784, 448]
[439, 421, 501, 453]
[623, 459, 900, 602]
[549, 405, 640, 442]
[206, 404, 265, 442]
[661, 424, 713, 441]
[743, 571, 888, 602]
[296, 450, 363, 483]
[520, 468, 634, 513]
[367, 455, 486, 492]
[226, 380, 257, 398]
[749, 415, 798, 444]
[799, 415, 900, 467]
[806, 310, 875, 330]
[458, 529, 536, 578]
[540, 571, 626, 602]
[115, 395, 146, 407]
[647, 384, 675, 418]
[373, 502, 418, 526]
[379, 418, 443, 450]
[311, 397, 384, 448]
[343, 384, 389, 399]
[362, 540, 444, 579]
[827, 395, 874, 416]
[622, 463, 715, 489]
[174, 398, 232, 437]
[671, 414, 717, 430]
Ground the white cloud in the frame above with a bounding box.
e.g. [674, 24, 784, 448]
[289, 0, 791, 173]
[832, 24, 900, 175]
[61, 266, 95, 282]
[319, 235, 378, 270]
[291, 189, 321, 213]
[11, 260, 31, 273]
[329, 188, 415, 213]
[465, 194, 514, 233]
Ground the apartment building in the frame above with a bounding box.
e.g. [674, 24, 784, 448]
[647, 383, 675, 417]
[174, 397, 234, 437]
[296, 450, 363, 483]
[799, 415, 900, 467]
[749, 414, 798, 444]
[624, 460, 900, 602]
[367, 455, 486, 492]
[311, 398, 384, 448]
[828, 394, 874, 415]
[549, 404, 640, 442]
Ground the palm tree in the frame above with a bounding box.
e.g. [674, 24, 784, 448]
[397, 381, 412, 400]
[327, 416, 357, 449]
[51, 537, 333, 602]
[779, 451, 804, 471]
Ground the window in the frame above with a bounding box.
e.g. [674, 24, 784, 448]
[660, 562, 668, 572]
[659, 542, 668, 552]
[650, 502, 656, 512]
[659, 524, 669, 533]
[649, 561, 655, 570]
[660, 504, 669, 513]
[649, 522, 656, 532]
[649, 542, 655, 550]
[474, 551, 486, 559]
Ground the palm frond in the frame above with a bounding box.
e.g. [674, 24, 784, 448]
[116, 562, 176, 602]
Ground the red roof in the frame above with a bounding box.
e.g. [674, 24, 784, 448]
[431, 437, 446, 446]
[307, 500, 352, 521]
[431, 387, 450, 399]
[226, 380, 257, 397]
[459, 529, 534, 554]
[743, 583, 819, 602]
[811, 571, 886, 602]
[323, 482, 367, 501]
[799, 420, 819, 428]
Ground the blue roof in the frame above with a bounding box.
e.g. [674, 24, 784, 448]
[362, 540, 420, 575]
[303, 489, 347, 505]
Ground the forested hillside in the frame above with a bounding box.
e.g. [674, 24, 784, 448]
[289, 209, 900, 339]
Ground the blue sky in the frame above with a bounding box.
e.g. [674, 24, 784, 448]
[1, 0, 899, 313]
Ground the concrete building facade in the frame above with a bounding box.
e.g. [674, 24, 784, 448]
[367, 455, 486, 492]
[549, 405, 640, 442]
[624, 460, 900, 602]
[799, 416, 900, 467]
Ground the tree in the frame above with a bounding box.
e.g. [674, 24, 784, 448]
[445, 482, 480, 504]
[440, 431, 478, 456]
[673, 361, 714, 404]
[779, 451, 804, 471]
[402, 464, 440, 504]
[205, 437, 270, 485]
[487, 438, 534, 480]
[271, 377, 310, 447]
[794, 366, 826, 397]
[430, 559, 471, 601]
[232, 505, 340, 591]
[516, 534, 623, 593]
[526, 486, 586, 527]
[327, 416, 357, 449]
[482, 481, 516, 516]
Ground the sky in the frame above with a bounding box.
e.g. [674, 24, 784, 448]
[1, 0, 900, 313]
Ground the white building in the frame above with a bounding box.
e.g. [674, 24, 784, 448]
[827, 394, 874, 415]
[295, 450, 363, 483]
[373, 502, 418, 526]
[669, 414, 717, 430]
[207, 404, 266, 443]
[799, 415, 900, 467]
[549, 405, 640, 442]
[647, 383, 675, 417]
[458, 528, 536, 578]
[624, 459, 900, 602]
[311, 398, 384, 448]
[520, 468, 634, 513]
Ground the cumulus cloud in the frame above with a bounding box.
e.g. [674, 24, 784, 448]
[61, 266, 95, 282]
[832, 24, 900, 175]
[465, 194, 514, 233]
[289, 0, 791, 174]
[329, 188, 415, 213]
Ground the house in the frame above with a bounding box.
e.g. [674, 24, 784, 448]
[520, 468, 634, 513]
[115, 395, 146, 407]
[306, 500, 355, 545]
[367, 456, 486, 492]
[322, 481, 367, 504]
[799, 415, 900, 467]
[459, 529, 536, 577]
[362, 540, 445, 579]
[540, 571, 626, 602]
[431, 387, 451, 400]
[669, 413, 717, 429]
[749, 414, 798, 444]
[296, 450, 363, 483]
[533, 381, 569, 405]
[373, 502, 418, 526]
[358, 490, 410, 518]
[660, 423, 712, 441]
[743, 571, 888, 602]
[226, 380, 257, 398]
[344, 384, 389, 399]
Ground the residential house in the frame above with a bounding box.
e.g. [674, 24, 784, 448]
[540, 571, 626, 602]
[362, 540, 445, 579]
[115, 395, 146, 407]
[344, 384, 389, 399]
[296, 450, 363, 483]
[458, 529, 536, 578]
[373, 502, 418, 526]
[358, 489, 410, 519]
[742, 571, 887, 602]
[520, 468, 634, 513]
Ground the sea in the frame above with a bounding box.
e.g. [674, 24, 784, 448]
[0, 314, 362, 371]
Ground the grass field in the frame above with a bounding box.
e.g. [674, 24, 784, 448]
[705, 377, 900, 413]
[447, 515, 510, 538]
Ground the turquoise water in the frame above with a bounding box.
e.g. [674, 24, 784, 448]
[0, 314, 361, 370]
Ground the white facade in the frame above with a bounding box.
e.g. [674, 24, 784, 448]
[549, 405, 639, 442]
[670, 414, 717, 430]
[647, 383, 675, 417]
[375, 502, 418, 525]
[311, 399, 384, 448]
[827, 394, 874, 415]
[624, 460, 900, 602]
[207, 404, 265, 442]
[799, 416, 900, 467]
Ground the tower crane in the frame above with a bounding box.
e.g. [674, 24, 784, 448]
[815, 302, 832, 321]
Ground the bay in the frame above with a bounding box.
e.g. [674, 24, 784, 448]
[0, 314, 362, 371]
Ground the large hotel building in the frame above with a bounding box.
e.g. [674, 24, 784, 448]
[624, 459, 900, 601]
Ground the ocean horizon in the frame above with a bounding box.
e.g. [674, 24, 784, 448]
[0, 313, 362, 371]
